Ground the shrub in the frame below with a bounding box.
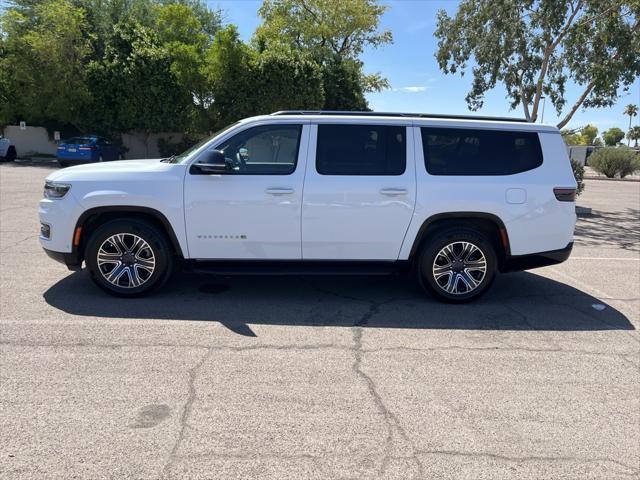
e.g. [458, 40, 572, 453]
[157, 135, 201, 158]
[570, 159, 585, 196]
[588, 147, 640, 178]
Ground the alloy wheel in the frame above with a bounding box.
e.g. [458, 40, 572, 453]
[432, 241, 487, 295]
[97, 233, 156, 288]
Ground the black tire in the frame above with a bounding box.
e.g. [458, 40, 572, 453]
[5, 146, 16, 162]
[85, 219, 174, 297]
[58, 160, 68, 168]
[417, 228, 497, 303]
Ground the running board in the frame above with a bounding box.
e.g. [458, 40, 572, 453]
[185, 260, 408, 276]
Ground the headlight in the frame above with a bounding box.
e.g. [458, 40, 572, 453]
[44, 181, 71, 199]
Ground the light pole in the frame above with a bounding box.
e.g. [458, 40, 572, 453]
[540, 96, 546, 124]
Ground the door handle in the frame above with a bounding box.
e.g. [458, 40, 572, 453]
[380, 188, 408, 196]
[265, 188, 294, 195]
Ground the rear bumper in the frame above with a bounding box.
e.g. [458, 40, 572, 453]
[56, 153, 99, 162]
[501, 242, 573, 272]
[43, 247, 83, 271]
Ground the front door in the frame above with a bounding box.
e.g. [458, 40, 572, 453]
[302, 122, 416, 260]
[184, 122, 309, 259]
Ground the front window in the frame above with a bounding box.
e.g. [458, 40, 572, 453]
[196, 124, 302, 175]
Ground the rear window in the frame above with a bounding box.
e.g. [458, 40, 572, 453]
[421, 127, 542, 176]
[65, 137, 94, 145]
[316, 124, 406, 175]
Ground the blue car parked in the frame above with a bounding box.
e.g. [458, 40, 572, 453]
[57, 136, 124, 167]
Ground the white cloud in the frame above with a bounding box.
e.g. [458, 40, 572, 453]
[393, 86, 429, 93]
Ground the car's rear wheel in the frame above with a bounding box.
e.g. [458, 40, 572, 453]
[417, 228, 497, 303]
[58, 160, 68, 168]
[85, 219, 174, 297]
[5, 146, 16, 162]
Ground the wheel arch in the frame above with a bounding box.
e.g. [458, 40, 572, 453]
[408, 212, 511, 267]
[74, 206, 185, 262]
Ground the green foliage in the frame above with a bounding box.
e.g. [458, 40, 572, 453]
[435, 0, 640, 128]
[321, 56, 369, 110]
[624, 104, 638, 119]
[86, 21, 192, 135]
[256, 0, 392, 59]
[255, 0, 391, 109]
[203, 26, 324, 130]
[570, 159, 585, 196]
[561, 124, 599, 146]
[157, 134, 201, 158]
[602, 127, 626, 146]
[588, 147, 640, 178]
[0, 0, 91, 127]
[627, 126, 640, 147]
[252, 47, 324, 112]
[581, 125, 599, 145]
[1, 0, 386, 134]
[624, 104, 638, 145]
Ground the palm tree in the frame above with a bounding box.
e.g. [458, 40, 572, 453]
[624, 104, 638, 146]
[628, 126, 640, 148]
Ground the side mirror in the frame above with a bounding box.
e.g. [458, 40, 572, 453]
[192, 149, 227, 174]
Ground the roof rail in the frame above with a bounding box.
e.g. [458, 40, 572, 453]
[270, 110, 529, 123]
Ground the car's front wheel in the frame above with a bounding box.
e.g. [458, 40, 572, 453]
[85, 219, 174, 296]
[417, 228, 497, 303]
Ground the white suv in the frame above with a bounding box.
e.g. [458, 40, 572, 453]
[39, 111, 576, 302]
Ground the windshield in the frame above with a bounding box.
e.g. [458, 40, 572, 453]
[166, 121, 241, 164]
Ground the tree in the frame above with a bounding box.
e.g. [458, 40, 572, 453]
[321, 56, 369, 110]
[627, 125, 640, 147]
[256, 0, 392, 59]
[255, 0, 392, 109]
[561, 124, 598, 145]
[623, 104, 638, 145]
[581, 124, 599, 145]
[602, 127, 626, 146]
[202, 26, 324, 130]
[202, 26, 255, 129]
[155, 3, 214, 131]
[252, 47, 324, 113]
[435, 0, 640, 128]
[86, 21, 192, 142]
[0, 0, 91, 128]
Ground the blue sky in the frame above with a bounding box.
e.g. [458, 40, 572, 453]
[211, 0, 640, 133]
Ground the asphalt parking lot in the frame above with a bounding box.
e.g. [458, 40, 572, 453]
[1, 161, 639, 480]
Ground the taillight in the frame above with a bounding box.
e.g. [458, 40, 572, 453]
[554, 187, 576, 202]
[78, 145, 97, 151]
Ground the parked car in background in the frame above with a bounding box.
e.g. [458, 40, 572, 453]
[57, 136, 124, 167]
[0, 136, 17, 162]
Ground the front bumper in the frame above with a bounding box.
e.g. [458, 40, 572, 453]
[501, 242, 573, 272]
[43, 247, 83, 271]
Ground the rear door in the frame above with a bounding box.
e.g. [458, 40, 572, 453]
[301, 121, 416, 260]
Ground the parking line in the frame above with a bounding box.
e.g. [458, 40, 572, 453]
[569, 257, 640, 261]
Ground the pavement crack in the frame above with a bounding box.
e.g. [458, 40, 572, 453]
[0, 341, 345, 351]
[350, 300, 425, 478]
[416, 450, 639, 476]
[161, 347, 213, 479]
[0, 234, 37, 252]
[362, 344, 640, 360]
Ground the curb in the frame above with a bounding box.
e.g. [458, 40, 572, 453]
[584, 176, 640, 183]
